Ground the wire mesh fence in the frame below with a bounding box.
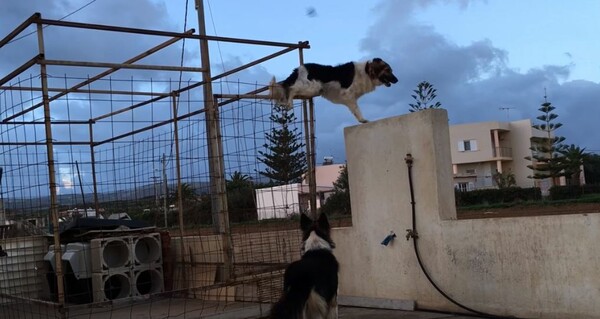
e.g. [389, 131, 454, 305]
[0, 12, 329, 319]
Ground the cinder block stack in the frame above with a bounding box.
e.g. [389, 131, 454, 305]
[90, 236, 133, 302]
[131, 233, 164, 296]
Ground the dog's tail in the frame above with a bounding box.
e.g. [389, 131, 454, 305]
[268, 76, 286, 105]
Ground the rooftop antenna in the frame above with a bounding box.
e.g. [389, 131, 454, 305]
[499, 107, 515, 121]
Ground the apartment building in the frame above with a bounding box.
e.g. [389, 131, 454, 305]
[449, 119, 554, 192]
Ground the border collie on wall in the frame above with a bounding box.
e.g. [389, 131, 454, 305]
[269, 58, 398, 123]
[270, 213, 339, 319]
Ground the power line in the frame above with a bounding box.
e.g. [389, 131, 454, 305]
[7, 0, 98, 45]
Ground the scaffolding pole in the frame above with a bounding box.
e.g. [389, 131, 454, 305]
[36, 18, 66, 317]
[196, 0, 233, 281]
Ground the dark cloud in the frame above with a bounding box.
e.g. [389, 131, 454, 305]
[349, 0, 599, 155]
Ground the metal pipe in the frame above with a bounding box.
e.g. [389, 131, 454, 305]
[0, 13, 40, 49]
[36, 19, 66, 311]
[0, 85, 167, 96]
[308, 97, 317, 219]
[171, 93, 187, 290]
[91, 46, 299, 124]
[37, 17, 310, 49]
[0, 141, 90, 146]
[0, 120, 91, 125]
[196, 0, 232, 281]
[214, 93, 314, 100]
[88, 122, 100, 218]
[40, 59, 205, 72]
[298, 48, 317, 220]
[0, 54, 41, 87]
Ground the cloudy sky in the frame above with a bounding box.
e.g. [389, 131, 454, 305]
[1, 0, 599, 188]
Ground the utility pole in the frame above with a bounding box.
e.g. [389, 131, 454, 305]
[162, 154, 168, 228]
[150, 175, 160, 208]
[0, 167, 5, 224]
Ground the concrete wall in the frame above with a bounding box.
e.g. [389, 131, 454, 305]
[334, 109, 600, 318]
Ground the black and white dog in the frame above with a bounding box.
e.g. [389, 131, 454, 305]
[269, 58, 398, 123]
[270, 213, 339, 319]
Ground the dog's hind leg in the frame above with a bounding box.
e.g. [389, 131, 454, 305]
[326, 295, 338, 319]
[345, 102, 368, 123]
[284, 88, 295, 110]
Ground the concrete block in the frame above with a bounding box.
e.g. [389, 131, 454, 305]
[132, 267, 164, 296]
[92, 271, 132, 302]
[132, 233, 162, 266]
[90, 236, 132, 273]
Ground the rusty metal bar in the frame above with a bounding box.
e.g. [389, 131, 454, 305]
[40, 59, 205, 72]
[214, 93, 313, 100]
[0, 13, 40, 49]
[206, 46, 300, 83]
[2, 29, 194, 123]
[180, 45, 299, 94]
[92, 94, 169, 122]
[0, 120, 90, 125]
[0, 141, 90, 146]
[214, 93, 271, 100]
[308, 97, 317, 219]
[36, 20, 66, 311]
[37, 17, 310, 49]
[196, 0, 232, 281]
[88, 122, 100, 218]
[171, 92, 187, 290]
[93, 107, 205, 146]
[216, 86, 269, 107]
[0, 54, 41, 87]
[91, 45, 298, 123]
[0, 85, 166, 96]
[298, 48, 317, 220]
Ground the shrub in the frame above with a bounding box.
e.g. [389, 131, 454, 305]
[549, 184, 600, 200]
[455, 187, 541, 207]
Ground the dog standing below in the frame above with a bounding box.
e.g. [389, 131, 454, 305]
[269, 58, 398, 123]
[270, 213, 339, 319]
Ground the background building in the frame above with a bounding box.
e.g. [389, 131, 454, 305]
[449, 119, 560, 193]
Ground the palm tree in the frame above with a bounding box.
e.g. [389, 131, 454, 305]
[558, 144, 588, 186]
[173, 183, 199, 203]
[227, 171, 252, 190]
[226, 171, 256, 222]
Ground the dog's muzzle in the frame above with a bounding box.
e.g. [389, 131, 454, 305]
[381, 73, 399, 87]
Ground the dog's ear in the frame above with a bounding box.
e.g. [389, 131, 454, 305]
[300, 213, 313, 232]
[317, 213, 330, 231]
[373, 57, 383, 63]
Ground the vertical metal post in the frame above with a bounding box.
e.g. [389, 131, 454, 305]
[196, 0, 232, 280]
[88, 122, 100, 217]
[36, 19, 66, 313]
[298, 48, 318, 220]
[308, 98, 317, 218]
[171, 93, 187, 287]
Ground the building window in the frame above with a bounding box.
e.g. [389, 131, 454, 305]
[458, 139, 478, 152]
[455, 182, 474, 192]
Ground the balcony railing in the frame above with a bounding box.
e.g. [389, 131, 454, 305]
[493, 147, 512, 158]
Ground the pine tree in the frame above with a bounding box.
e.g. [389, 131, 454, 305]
[258, 105, 307, 185]
[525, 97, 566, 184]
[409, 81, 442, 112]
[320, 165, 351, 215]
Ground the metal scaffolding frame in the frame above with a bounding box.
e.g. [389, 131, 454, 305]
[0, 8, 318, 316]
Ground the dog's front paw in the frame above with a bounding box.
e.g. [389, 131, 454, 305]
[359, 119, 369, 124]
